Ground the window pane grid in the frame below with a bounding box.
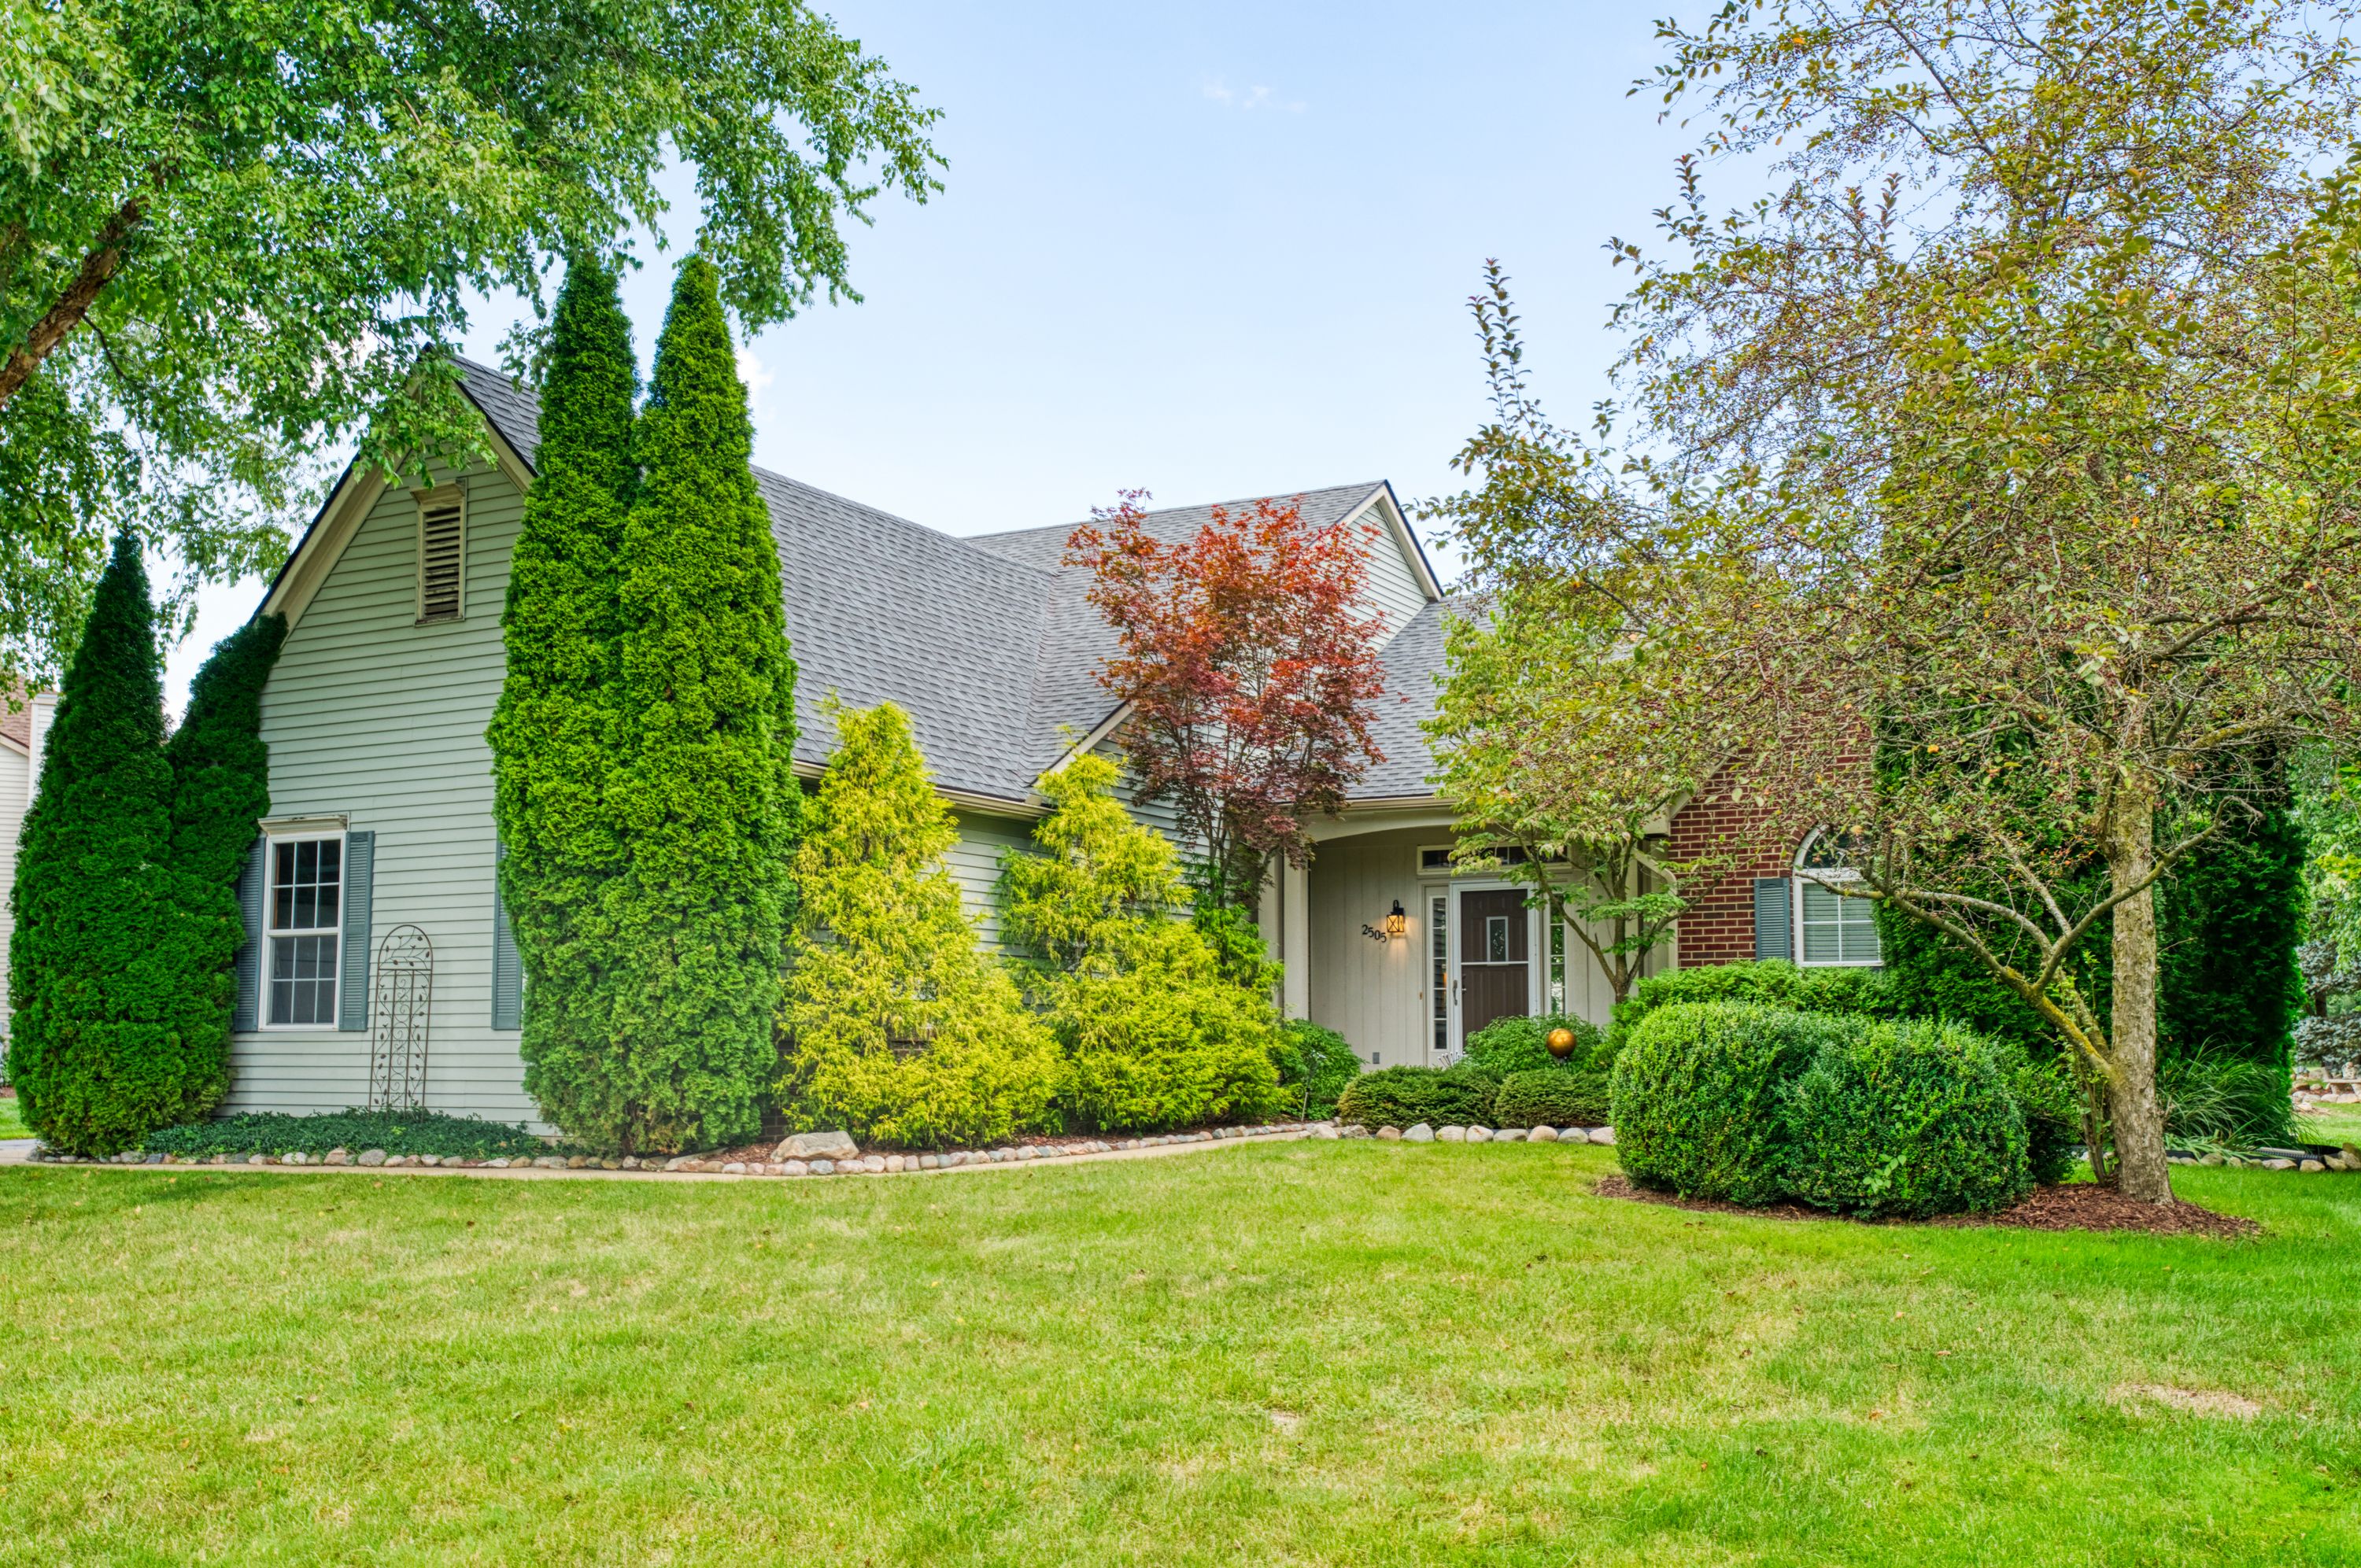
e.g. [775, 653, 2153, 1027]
[267, 836, 343, 1026]
[1430, 895, 1449, 1059]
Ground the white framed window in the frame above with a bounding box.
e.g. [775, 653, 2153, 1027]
[1428, 891, 1450, 1061]
[1794, 829, 1882, 967]
[415, 484, 466, 623]
[265, 834, 345, 1026]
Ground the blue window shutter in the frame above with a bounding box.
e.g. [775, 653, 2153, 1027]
[1753, 876, 1792, 961]
[338, 830, 375, 1031]
[233, 839, 267, 1032]
[491, 842, 520, 1031]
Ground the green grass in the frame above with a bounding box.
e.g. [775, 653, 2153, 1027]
[0, 1090, 27, 1140]
[2, 1144, 2356, 1566]
[2296, 1101, 2361, 1148]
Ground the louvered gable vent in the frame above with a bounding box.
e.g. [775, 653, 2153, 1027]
[416, 485, 465, 623]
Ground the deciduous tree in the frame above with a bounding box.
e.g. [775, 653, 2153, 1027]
[0, 0, 940, 685]
[1066, 493, 1387, 918]
[1594, 0, 2361, 1201]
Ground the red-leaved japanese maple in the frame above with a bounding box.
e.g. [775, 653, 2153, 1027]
[1066, 492, 1389, 915]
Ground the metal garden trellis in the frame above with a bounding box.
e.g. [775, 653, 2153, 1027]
[367, 924, 434, 1112]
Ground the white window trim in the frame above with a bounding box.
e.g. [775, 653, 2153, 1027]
[260, 826, 348, 1030]
[414, 482, 467, 624]
[1793, 829, 1883, 968]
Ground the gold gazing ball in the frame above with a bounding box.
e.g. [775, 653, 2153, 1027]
[1545, 1027, 1576, 1058]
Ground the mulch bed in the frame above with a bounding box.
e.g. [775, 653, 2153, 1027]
[1594, 1173, 2259, 1238]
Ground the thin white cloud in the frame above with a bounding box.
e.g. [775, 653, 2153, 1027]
[736, 346, 775, 397]
[1201, 77, 1306, 113]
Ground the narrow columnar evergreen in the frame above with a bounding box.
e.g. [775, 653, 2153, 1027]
[603, 255, 800, 1153]
[163, 611, 287, 1112]
[486, 259, 642, 1144]
[9, 533, 193, 1153]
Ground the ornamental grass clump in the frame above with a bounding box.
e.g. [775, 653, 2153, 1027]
[1779, 1019, 2033, 1219]
[1609, 1002, 1846, 1205]
[778, 702, 1062, 1148]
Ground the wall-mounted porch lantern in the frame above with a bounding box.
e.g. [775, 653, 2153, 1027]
[1362, 900, 1407, 943]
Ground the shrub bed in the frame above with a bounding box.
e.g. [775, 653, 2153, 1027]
[1779, 1019, 2033, 1218]
[1336, 1063, 1498, 1130]
[1463, 1013, 1604, 1078]
[142, 1110, 546, 1160]
[1609, 1002, 1850, 1205]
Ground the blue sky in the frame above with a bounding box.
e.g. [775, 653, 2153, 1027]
[167, 2, 1697, 707]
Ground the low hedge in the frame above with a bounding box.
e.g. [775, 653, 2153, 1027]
[1780, 1019, 2032, 1218]
[1495, 1068, 1610, 1129]
[142, 1109, 546, 1160]
[1609, 1002, 1852, 1205]
[1335, 1062, 1498, 1130]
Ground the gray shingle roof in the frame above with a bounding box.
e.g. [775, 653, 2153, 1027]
[446, 360, 1447, 808]
[1354, 599, 1458, 799]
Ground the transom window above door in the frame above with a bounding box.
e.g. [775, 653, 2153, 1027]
[267, 836, 343, 1026]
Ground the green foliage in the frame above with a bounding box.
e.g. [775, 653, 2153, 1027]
[999, 754, 1282, 1133]
[8, 535, 209, 1153]
[1609, 1002, 1846, 1205]
[1334, 1063, 1500, 1131]
[1991, 1042, 2083, 1187]
[1052, 961, 1288, 1133]
[595, 257, 802, 1154]
[1605, 960, 1897, 1057]
[2159, 1048, 2300, 1148]
[0, 0, 941, 680]
[2156, 786, 2305, 1120]
[779, 703, 1061, 1149]
[142, 1109, 544, 1160]
[1495, 1069, 1611, 1130]
[1272, 1020, 1362, 1119]
[1780, 1020, 2033, 1219]
[493, 260, 640, 1146]
[164, 610, 286, 1104]
[1463, 1013, 1603, 1077]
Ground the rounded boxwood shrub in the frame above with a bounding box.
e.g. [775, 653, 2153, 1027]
[1781, 1019, 2032, 1218]
[1604, 960, 1898, 1057]
[1463, 1013, 1603, 1078]
[1495, 1068, 1610, 1129]
[1609, 1002, 1848, 1205]
[1335, 1062, 1498, 1130]
[1990, 1042, 2081, 1186]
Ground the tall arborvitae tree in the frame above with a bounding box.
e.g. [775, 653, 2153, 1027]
[163, 611, 287, 1115]
[9, 533, 194, 1153]
[488, 258, 640, 1145]
[604, 255, 800, 1153]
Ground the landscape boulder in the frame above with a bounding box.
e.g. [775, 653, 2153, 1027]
[776, 1130, 859, 1162]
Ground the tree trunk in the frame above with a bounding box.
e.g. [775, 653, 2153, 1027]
[0, 197, 144, 413]
[2104, 791, 2173, 1205]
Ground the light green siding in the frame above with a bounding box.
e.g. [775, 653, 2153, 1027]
[230, 458, 530, 1123]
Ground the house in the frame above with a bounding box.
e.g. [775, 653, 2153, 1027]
[0, 690, 57, 1052]
[221, 361, 1864, 1127]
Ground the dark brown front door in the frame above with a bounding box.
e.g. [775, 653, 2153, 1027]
[1459, 888, 1530, 1046]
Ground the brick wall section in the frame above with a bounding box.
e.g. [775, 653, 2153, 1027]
[1667, 775, 1805, 968]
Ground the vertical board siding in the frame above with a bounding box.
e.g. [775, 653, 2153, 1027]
[1306, 828, 1429, 1067]
[1361, 496, 1434, 640]
[231, 461, 533, 1125]
[945, 810, 1037, 950]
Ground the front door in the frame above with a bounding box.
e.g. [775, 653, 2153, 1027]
[1458, 888, 1531, 1047]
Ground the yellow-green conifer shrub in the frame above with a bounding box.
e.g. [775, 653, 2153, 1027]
[1000, 754, 1284, 1132]
[777, 702, 1060, 1147]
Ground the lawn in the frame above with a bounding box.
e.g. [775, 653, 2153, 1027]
[4, 1143, 2356, 1566]
[0, 1092, 25, 1141]
[2297, 1100, 2361, 1149]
